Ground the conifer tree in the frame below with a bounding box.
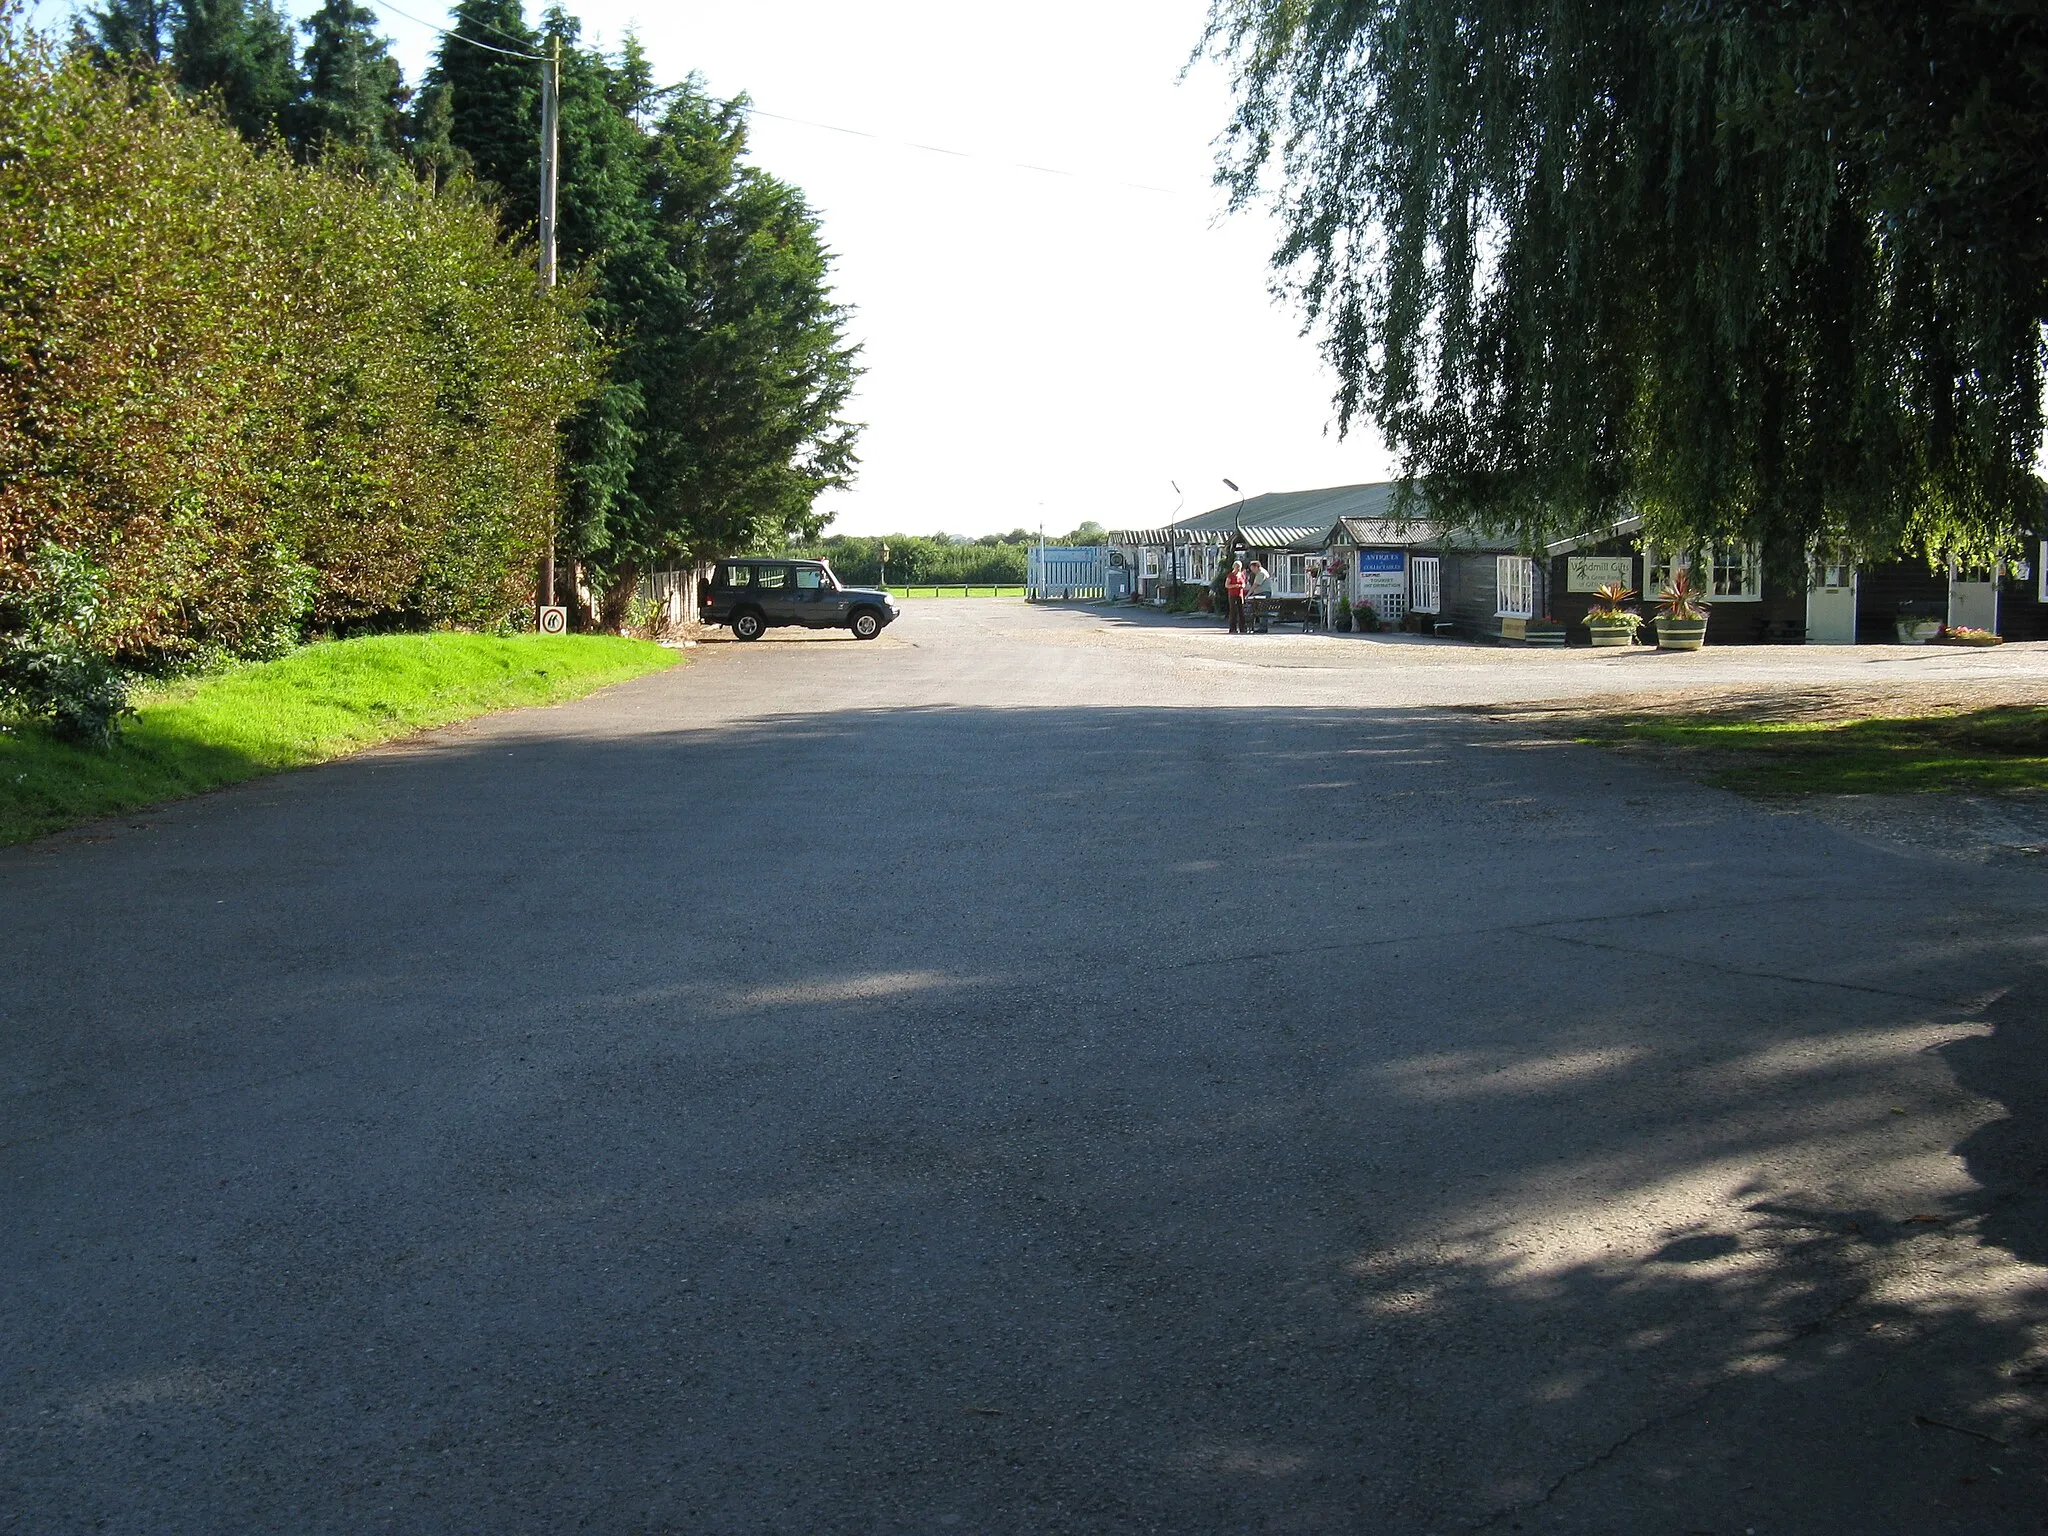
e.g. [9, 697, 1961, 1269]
[405, 79, 466, 185]
[428, 0, 539, 223]
[291, 0, 405, 164]
[76, 0, 176, 65]
[173, 0, 300, 141]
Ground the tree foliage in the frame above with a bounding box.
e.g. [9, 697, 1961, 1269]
[428, 25, 863, 614]
[1205, 0, 2048, 563]
[0, 16, 596, 672]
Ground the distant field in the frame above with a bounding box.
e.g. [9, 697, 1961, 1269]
[0, 633, 679, 845]
[886, 585, 1026, 599]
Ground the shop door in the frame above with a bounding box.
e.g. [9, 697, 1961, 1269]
[1949, 565, 1999, 633]
[1805, 557, 1856, 644]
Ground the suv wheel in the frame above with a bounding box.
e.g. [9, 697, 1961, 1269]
[849, 608, 883, 640]
[732, 608, 765, 641]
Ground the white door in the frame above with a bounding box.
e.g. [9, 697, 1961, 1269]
[1949, 564, 1999, 633]
[1805, 557, 1856, 644]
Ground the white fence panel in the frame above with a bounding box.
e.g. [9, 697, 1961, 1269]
[1027, 545, 1107, 600]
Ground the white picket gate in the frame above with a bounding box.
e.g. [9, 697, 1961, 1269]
[1027, 545, 1107, 601]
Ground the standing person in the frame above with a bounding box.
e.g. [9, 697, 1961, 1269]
[1248, 560, 1275, 631]
[1224, 559, 1248, 633]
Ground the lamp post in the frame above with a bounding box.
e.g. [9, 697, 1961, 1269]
[880, 542, 890, 589]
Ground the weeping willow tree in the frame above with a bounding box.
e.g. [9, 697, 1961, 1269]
[1205, 1, 2048, 567]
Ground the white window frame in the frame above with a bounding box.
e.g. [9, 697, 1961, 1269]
[1408, 556, 1441, 614]
[1284, 553, 1309, 595]
[1708, 542, 1762, 600]
[1644, 543, 1760, 601]
[1495, 556, 1536, 619]
[1140, 547, 1160, 580]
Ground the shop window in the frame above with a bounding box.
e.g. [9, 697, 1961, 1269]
[1643, 546, 1683, 598]
[1710, 543, 1761, 600]
[1141, 548, 1160, 580]
[1496, 556, 1536, 618]
[1409, 557, 1441, 613]
[1645, 543, 1759, 600]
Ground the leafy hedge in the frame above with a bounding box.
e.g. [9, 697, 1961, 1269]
[797, 535, 1031, 587]
[0, 20, 597, 680]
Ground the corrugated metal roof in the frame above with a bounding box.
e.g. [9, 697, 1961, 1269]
[1173, 480, 1418, 533]
[1544, 513, 1644, 557]
[1332, 517, 1448, 547]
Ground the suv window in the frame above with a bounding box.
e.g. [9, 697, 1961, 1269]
[718, 563, 751, 588]
[754, 565, 790, 590]
[795, 566, 829, 590]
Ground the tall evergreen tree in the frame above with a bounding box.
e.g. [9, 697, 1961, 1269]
[593, 86, 861, 599]
[428, 0, 540, 223]
[173, 0, 300, 141]
[75, 0, 176, 65]
[405, 79, 467, 185]
[290, 0, 405, 164]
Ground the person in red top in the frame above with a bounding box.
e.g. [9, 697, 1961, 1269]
[1224, 559, 1249, 634]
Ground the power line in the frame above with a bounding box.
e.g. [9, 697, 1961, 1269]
[735, 104, 1195, 198]
[363, 2, 1197, 198]
[366, 0, 543, 60]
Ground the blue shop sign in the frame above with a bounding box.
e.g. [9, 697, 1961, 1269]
[1356, 550, 1405, 573]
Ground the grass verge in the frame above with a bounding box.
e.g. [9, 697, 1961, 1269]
[0, 632, 679, 845]
[1576, 706, 2048, 795]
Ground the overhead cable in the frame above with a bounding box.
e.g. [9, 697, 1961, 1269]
[736, 104, 1193, 198]
[366, 1, 1194, 197]
[367, 0, 543, 60]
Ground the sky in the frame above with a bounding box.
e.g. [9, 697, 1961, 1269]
[34, 0, 1398, 537]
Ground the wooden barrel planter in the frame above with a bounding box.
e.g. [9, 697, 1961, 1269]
[1655, 617, 1708, 651]
[1585, 620, 1635, 648]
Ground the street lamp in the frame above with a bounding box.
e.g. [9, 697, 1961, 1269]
[880, 541, 890, 589]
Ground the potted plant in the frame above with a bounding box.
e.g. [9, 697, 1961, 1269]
[1653, 570, 1711, 650]
[1936, 625, 2002, 647]
[1336, 594, 1353, 632]
[1583, 582, 1643, 647]
[1894, 599, 1943, 644]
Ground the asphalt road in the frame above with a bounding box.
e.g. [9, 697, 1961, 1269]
[5, 601, 2047, 1534]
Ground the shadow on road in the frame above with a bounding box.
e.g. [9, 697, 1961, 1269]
[4, 701, 2045, 1532]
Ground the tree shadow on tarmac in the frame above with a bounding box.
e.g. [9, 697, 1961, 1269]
[4, 702, 2047, 1533]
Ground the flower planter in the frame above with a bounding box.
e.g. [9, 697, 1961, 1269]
[1895, 618, 1943, 645]
[1655, 617, 1708, 651]
[1585, 621, 1635, 648]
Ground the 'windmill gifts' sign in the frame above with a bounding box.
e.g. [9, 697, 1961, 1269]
[1566, 556, 1632, 593]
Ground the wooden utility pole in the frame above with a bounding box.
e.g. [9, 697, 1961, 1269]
[537, 37, 562, 625]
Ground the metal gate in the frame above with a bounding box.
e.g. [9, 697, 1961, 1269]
[1027, 545, 1107, 600]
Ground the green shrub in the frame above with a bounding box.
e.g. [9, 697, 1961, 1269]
[0, 22, 597, 668]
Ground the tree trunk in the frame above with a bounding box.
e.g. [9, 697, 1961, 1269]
[598, 566, 641, 634]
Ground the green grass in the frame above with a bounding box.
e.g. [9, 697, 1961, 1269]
[886, 584, 1025, 598]
[1577, 706, 2048, 795]
[0, 632, 680, 845]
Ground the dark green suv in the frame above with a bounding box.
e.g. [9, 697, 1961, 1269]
[699, 558, 900, 641]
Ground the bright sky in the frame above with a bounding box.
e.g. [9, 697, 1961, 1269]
[35, 1, 1397, 536]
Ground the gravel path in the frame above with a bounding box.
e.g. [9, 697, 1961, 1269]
[4, 601, 2046, 1533]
